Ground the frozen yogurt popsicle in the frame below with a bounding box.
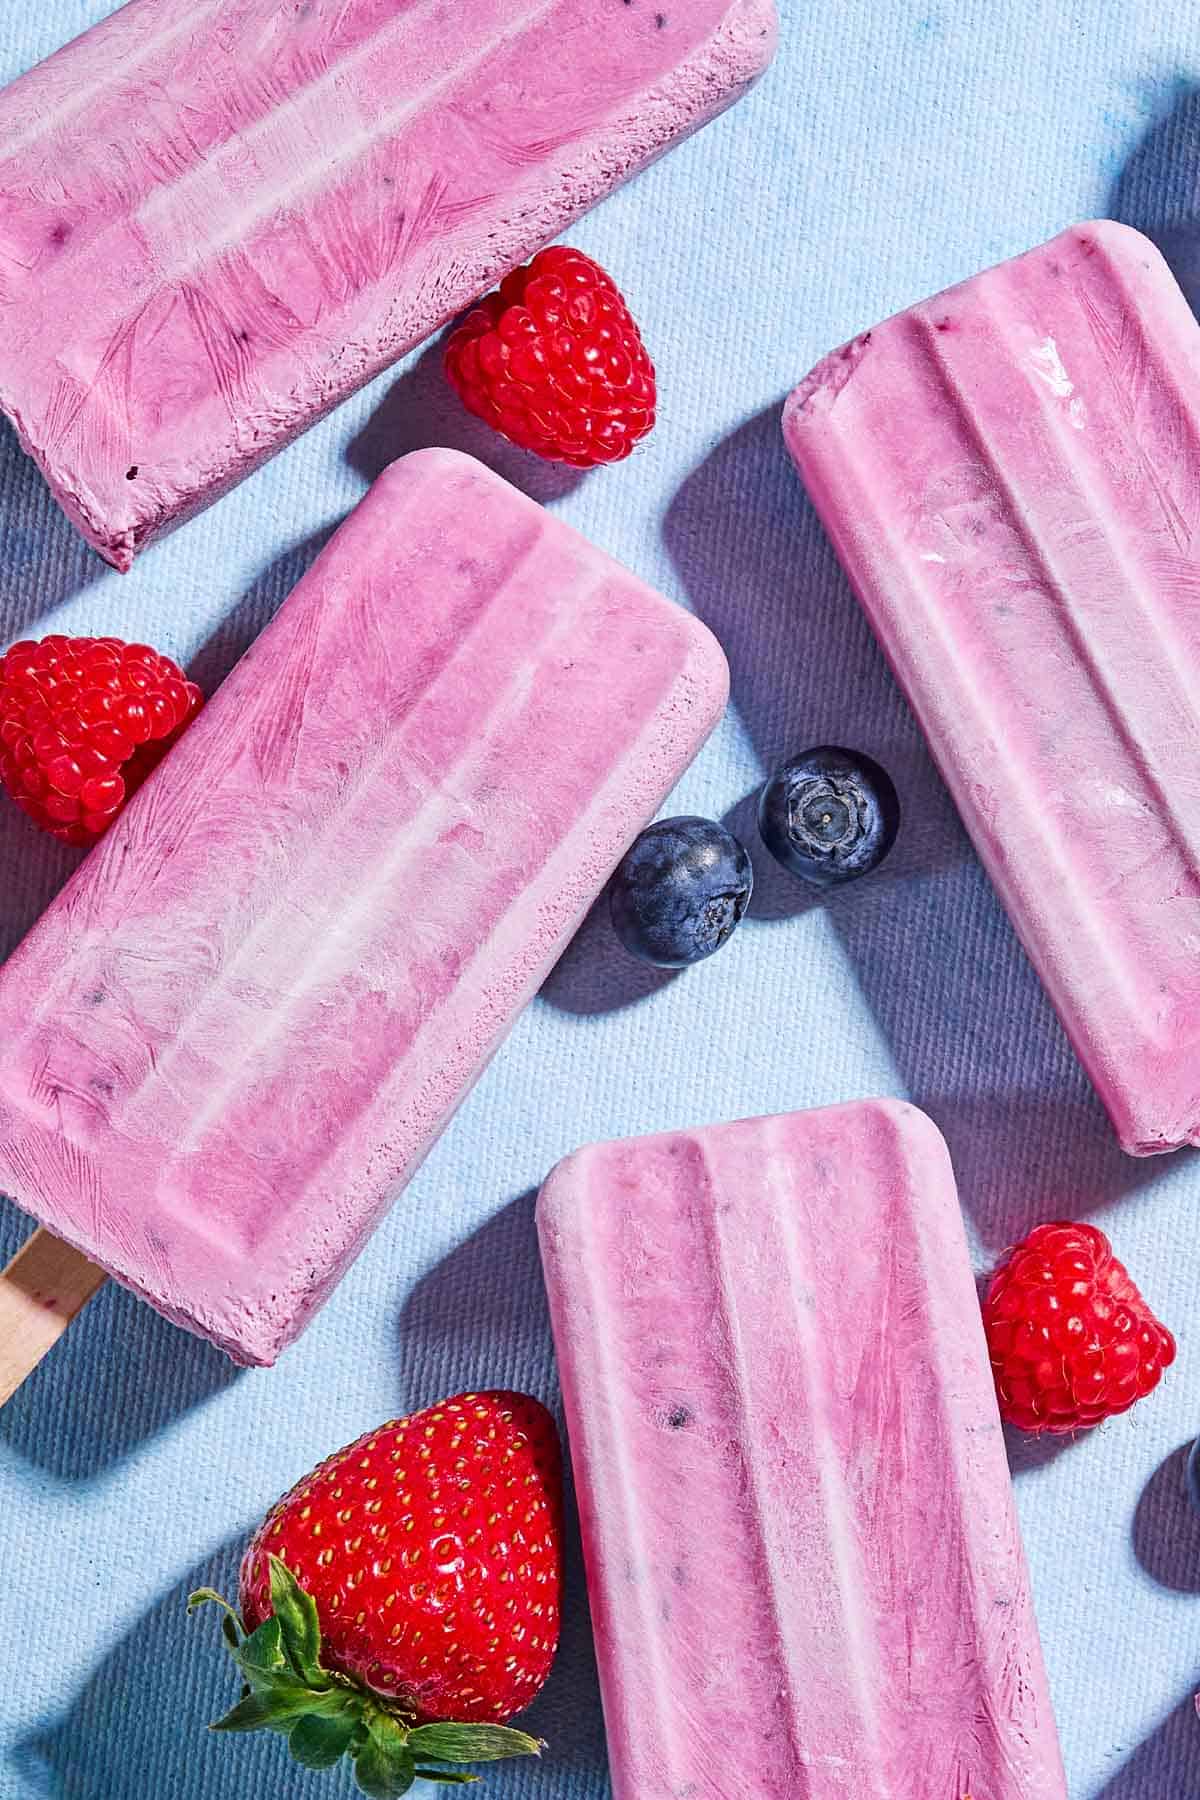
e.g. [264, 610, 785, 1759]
[0, 449, 728, 1374]
[0, 0, 776, 568]
[538, 1101, 1066, 1800]
[785, 223, 1200, 1156]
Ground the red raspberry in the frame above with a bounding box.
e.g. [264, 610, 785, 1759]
[983, 1221, 1175, 1434]
[0, 634, 203, 847]
[444, 246, 656, 468]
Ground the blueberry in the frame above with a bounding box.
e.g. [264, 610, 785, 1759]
[609, 816, 753, 968]
[758, 746, 900, 888]
[1188, 1438, 1200, 1514]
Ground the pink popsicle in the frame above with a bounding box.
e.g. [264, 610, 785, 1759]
[0, 0, 776, 569]
[785, 222, 1200, 1156]
[0, 448, 728, 1366]
[538, 1100, 1066, 1800]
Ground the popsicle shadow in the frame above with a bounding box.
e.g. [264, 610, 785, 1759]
[664, 407, 1158, 1250]
[14, 1535, 356, 1800]
[398, 1191, 609, 1792]
[1131, 1441, 1200, 1593]
[346, 339, 589, 505]
[0, 1200, 239, 1481]
[1110, 79, 1200, 317]
[0, 806, 84, 963]
[1092, 1689, 1200, 1798]
[187, 522, 339, 695]
[0, 417, 109, 643]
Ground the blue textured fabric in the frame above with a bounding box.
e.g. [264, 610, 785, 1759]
[3, 1, 1200, 1794]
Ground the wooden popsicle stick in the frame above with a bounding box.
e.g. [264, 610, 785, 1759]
[0, 1229, 106, 1404]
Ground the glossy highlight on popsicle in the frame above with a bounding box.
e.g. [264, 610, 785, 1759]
[0, 450, 728, 1366]
[0, 0, 777, 566]
[786, 222, 1200, 1156]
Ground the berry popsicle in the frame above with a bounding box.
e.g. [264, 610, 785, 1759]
[538, 1101, 1066, 1800]
[0, 449, 728, 1381]
[785, 223, 1200, 1156]
[0, 0, 777, 569]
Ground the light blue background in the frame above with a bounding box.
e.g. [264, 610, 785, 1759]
[2, 1, 1199, 1793]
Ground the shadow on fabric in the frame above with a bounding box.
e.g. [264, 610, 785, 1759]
[1131, 1441, 1200, 1594]
[1092, 1688, 1200, 1798]
[0, 418, 110, 642]
[0, 806, 84, 964]
[0, 1199, 239, 1481]
[12, 1535, 352, 1800]
[663, 405, 1160, 1250]
[345, 339, 589, 505]
[539, 888, 679, 1017]
[186, 522, 341, 697]
[1001, 1422, 1077, 1478]
[1110, 79, 1200, 317]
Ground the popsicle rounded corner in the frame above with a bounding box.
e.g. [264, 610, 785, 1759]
[779, 379, 807, 448]
[675, 608, 731, 736]
[1062, 217, 1171, 280]
[533, 1146, 592, 1244]
[779, 335, 873, 451]
[854, 1094, 956, 1178]
[1110, 1093, 1200, 1160]
[721, 0, 781, 78]
[33, 451, 139, 574]
[372, 443, 487, 493]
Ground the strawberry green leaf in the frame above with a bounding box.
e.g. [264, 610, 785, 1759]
[413, 1774, 482, 1786]
[212, 1674, 351, 1734]
[353, 1715, 416, 1800]
[353, 1748, 415, 1800]
[273, 1679, 352, 1718]
[267, 1555, 325, 1684]
[408, 1724, 544, 1763]
[210, 1692, 288, 1735]
[235, 1616, 285, 1678]
[288, 1710, 359, 1771]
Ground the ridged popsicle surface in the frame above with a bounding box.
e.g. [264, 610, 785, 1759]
[0, 449, 728, 1362]
[0, 0, 776, 566]
[538, 1100, 1066, 1799]
[786, 223, 1200, 1154]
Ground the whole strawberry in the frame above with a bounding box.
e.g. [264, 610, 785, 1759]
[444, 246, 656, 468]
[0, 634, 203, 846]
[983, 1221, 1175, 1434]
[191, 1392, 562, 1796]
